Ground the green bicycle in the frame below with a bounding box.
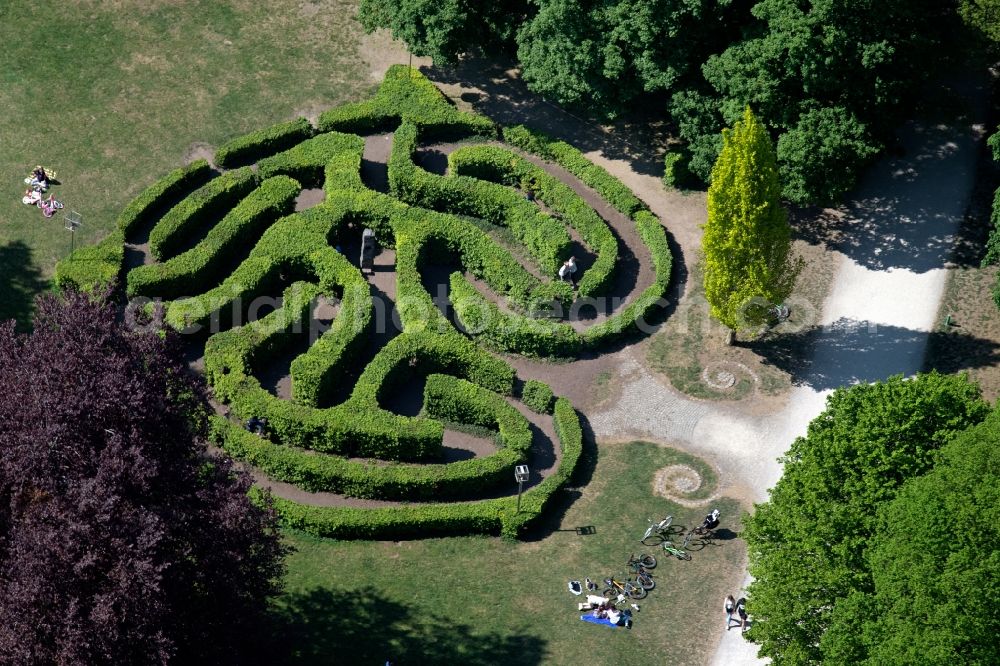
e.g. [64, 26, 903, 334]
[661, 540, 692, 561]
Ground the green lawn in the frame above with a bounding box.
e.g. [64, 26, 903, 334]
[273, 442, 746, 665]
[0, 0, 381, 324]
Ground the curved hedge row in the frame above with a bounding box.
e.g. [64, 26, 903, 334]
[215, 117, 315, 168]
[148, 167, 260, 261]
[258, 131, 365, 189]
[389, 121, 572, 277]
[250, 396, 582, 540]
[126, 175, 301, 299]
[117, 159, 213, 236]
[502, 125, 646, 217]
[53, 230, 125, 293]
[448, 144, 618, 298]
[210, 373, 529, 500]
[318, 65, 495, 141]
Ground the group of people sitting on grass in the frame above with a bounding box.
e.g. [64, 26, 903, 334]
[580, 596, 634, 628]
[20, 166, 62, 217]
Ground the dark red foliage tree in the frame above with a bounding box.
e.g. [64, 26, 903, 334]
[0, 290, 286, 665]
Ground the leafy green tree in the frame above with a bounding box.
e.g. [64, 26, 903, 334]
[702, 107, 798, 333]
[823, 408, 1000, 665]
[958, 0, 1000, 43]
[743, 372, 990, 664]
[357, 0, 529, 64]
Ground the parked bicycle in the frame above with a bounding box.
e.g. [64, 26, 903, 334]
[641, 515, 675, 545]
[682, 508, 720, 549]
[627, 552, 656, 570]
[626, 554, 656, 590]
[661, 540, 692, 561]
[603, 574, 647, 600]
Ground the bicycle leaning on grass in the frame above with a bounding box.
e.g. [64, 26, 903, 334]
[603, 574, 648, 600]
[641, 515, 675, 545]
[626, 554, 656, 590]
[661, 540, 692, 561]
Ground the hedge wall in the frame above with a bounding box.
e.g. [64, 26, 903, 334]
[258, 132, 365, 189]
[521, 379, 555, 414]
[215, 117, 315, 169]
[318, 65, 495, 140]
[126, 176, 301, 299]
[117, 159, 213, 236]
[388, 121, 572, 278]
[448, 144, 618, 298]
[53, 230, 125, 293]
[210, 373, 529, 500]
[249, 395, 583, 540]
[148, 167, 260, 261]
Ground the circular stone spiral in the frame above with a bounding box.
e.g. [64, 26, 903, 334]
[652, 464, 717, 507]
[701, 360, 760, 391]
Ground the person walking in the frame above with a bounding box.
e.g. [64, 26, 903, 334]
[558, 256, 578, 287]
[736, 597, 748, 632]
[724, 594, 736, 630]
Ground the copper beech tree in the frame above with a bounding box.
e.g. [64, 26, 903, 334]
[0, 290, 286, 664]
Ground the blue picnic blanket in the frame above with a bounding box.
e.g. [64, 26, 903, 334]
[580, 614, 624, 628]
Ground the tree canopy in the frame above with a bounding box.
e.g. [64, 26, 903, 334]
[0, 291, 286, 664]
[358, 0, 965, 205]
[820, 408, 1000, 665]
[743, 372, 991, 664]
[702, 106, 799, 332]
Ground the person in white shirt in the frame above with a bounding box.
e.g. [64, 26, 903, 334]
[558, 256, 578, 287]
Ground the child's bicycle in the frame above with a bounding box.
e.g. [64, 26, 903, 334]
[602, 574, 647, 600]
[37, 195, 64, 218]
[641, 515, 675, 545]
[661, 540, 692, 561]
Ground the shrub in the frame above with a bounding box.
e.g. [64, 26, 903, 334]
[54, 230, 125, 293]
[117, 160, 213, 236]
[318, 65, 495, 140]
[257, 132, 365, 189]
[214, 118, 315, 168]
[521, 380, 554, 414]
[127, 176, 301, 299]
[663, 148, 694, 190]
[148, 167, 260, 261]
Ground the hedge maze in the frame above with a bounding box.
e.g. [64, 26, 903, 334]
[55, 67, 673, 540]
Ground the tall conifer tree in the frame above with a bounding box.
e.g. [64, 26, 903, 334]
[702, 106, 799, 335]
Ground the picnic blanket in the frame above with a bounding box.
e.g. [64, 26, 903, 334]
[580, 614, 624, 629]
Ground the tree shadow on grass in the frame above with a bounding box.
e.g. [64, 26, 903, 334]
[746, 318, 1000, 391]
[268, 587, 545, 665]
[0, 240, 47, 328]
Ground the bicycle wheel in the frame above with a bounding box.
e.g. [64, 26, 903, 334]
[677, 550, 692, 561]
[638, 574, 655, 591]
[603, 587, 618, 599]
[640, 534, 662, 546]
[639, 554, 657, 569]
[627, 584, 647, 600]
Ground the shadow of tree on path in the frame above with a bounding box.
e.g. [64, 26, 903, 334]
[267, 587, 545, 665]
[746, 318, 1000, 391]
[424, 56, 668, 178]
[0, 240, 47, 328]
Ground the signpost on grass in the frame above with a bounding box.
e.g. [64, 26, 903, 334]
[515, 465, 530, 513]
[64, 211, 82, 256]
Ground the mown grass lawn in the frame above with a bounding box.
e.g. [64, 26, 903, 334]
[0, 0, 381, 324]
[274, 442, 746, 665]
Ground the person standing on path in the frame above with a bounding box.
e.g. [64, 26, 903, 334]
[724, 595, 736, 630]
[736, 597, 748, 633]
[558, 256, 578, 287]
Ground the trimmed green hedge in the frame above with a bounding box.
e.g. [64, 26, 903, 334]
[250, 395, 583, 540]
[448, 144, 618, 297]
[148, 167, 259, 261]
[258, 132, 365, 189]
[318, 65, 495, 140]
[522, 380, 555, 414]
[449, 272, 581, 358]
[502, 125, 646, 217]
[389, 122, 572, 278]
[126, 176, 301, 299]
[117, 159, 213, 236]
[215, 118, 315, 168]
[53, 230, 125, 293]
[209, 373, 529, 500]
